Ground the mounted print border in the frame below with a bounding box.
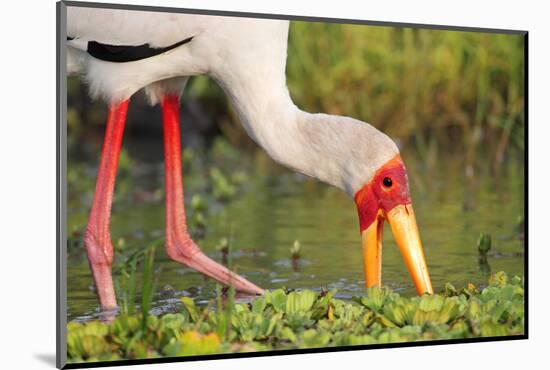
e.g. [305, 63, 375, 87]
[57, 1, 528, 368]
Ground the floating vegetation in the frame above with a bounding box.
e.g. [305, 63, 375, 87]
[67, 272, 524, 363]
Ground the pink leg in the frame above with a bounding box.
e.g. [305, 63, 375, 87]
[84, 99, 129, 309]
[161, 94, 264, 295]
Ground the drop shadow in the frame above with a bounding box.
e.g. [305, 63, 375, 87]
[34, 353, 57, 367]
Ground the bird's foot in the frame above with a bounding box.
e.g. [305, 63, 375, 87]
[166, 237, 265, 295]
[84, 231, 118, 310]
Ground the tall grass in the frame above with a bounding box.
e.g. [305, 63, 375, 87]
[114, 242, 158, 327]
[286, 22, 525, 165]
[140, 245, 157, 331]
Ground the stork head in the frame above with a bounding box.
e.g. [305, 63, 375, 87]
[265, 110, 433, 294]
[354, 154, 433, 295]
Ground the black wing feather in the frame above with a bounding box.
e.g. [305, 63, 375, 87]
[67, 36, 193, 63]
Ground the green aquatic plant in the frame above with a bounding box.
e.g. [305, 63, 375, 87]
[353, 286, 396, 313]
[181, 147, 195, 168]
[190, 210, 207, 239]
[67, 272, 524, 363]
[290, 240, 301, 259]
[115, 237, 127, 253]
[477, 233, 493, 275]
[290, 240, 301, 271]
[216, 237, 230, 264]
[210, 168, 237, 201]
[477, 233, 492, 256]
[215, 237, 230, 254]
[190, 194, 208, 213]
[230, 170, 249, 186]
[140, 245, 157, 331]
[113, 243, 159, 317]
[114, 252, 139, 316]
[117, 148, 133, 175]
[189, 194, 208, 238]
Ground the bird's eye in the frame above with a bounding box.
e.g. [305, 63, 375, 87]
[383, 177, 393, 188]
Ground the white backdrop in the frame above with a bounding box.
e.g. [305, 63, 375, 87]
[1, 0, 546, 369]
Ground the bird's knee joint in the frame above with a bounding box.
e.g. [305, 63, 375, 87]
[84, 229, 114, 266]
[166, 237, 200, 262]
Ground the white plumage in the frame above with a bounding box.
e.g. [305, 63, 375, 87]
[67, 6, 398, 197]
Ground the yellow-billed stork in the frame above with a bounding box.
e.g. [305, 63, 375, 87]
[67, 7, 433, 310]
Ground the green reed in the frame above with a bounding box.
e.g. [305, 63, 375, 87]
[286, 22, 524, 164]
[114, 242, 159, 322]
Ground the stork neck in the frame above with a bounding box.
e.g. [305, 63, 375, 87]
[216, 76, 339, 194]
[212, 72, 397, 197]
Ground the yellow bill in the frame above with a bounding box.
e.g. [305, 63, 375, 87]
[361, 204, 433, 295]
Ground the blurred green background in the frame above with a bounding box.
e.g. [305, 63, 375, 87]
[287, 23, 525, 167]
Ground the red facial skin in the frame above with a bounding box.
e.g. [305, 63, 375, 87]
[354, 155, 412, 232]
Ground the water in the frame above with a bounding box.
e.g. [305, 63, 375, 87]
[66, 141, 525, 322]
